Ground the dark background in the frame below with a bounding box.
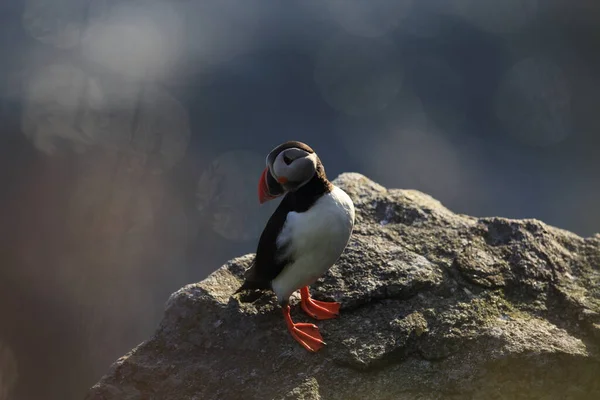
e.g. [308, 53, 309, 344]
[0, 1, 599, 399]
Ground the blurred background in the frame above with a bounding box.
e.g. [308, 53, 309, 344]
[0, 0, 599, 398]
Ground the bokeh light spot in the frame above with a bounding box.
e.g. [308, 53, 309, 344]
[81, 0, 184, 80]
[22, 0, 86, 49]
[22, 62, 190, 170]
[21, 63, 95, 155]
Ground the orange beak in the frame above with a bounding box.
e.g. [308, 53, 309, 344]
[258, 167, 284, 204]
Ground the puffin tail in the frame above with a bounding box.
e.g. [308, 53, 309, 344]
[234, 259, 270, 294]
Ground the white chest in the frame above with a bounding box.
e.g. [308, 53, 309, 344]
[272, 186, 355, 302]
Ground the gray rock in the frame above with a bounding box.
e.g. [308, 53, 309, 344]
[85, 173, 600, 400]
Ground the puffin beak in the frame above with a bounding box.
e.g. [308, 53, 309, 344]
[258, 167, 284, 204]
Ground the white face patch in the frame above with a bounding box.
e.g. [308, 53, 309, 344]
[271, 149, 318, 189]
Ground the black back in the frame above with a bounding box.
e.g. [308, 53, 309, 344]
[236, 152, 332, 292]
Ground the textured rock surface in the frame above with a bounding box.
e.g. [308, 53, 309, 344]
[86, 173, 600, 400]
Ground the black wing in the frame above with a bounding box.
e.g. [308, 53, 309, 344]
[235, 197, 294, 292]
[235, 172, 329, 293]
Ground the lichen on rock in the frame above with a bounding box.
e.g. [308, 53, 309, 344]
[86, 173, 600, 400]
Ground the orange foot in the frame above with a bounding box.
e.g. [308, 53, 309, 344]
[300, 286, 340, 320]
[283, 305, 325, 352]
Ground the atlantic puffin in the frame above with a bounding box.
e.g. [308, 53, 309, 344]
[235, 141, 355, 352]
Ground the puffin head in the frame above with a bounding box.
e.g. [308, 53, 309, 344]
[258, 141, 320, 204]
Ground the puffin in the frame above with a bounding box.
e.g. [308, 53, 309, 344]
[235, 141, 355, 352]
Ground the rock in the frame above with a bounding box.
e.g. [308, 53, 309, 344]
[85, 173, 600, 400]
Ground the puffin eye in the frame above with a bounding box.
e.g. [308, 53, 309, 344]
[283, 154, 293, 165]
